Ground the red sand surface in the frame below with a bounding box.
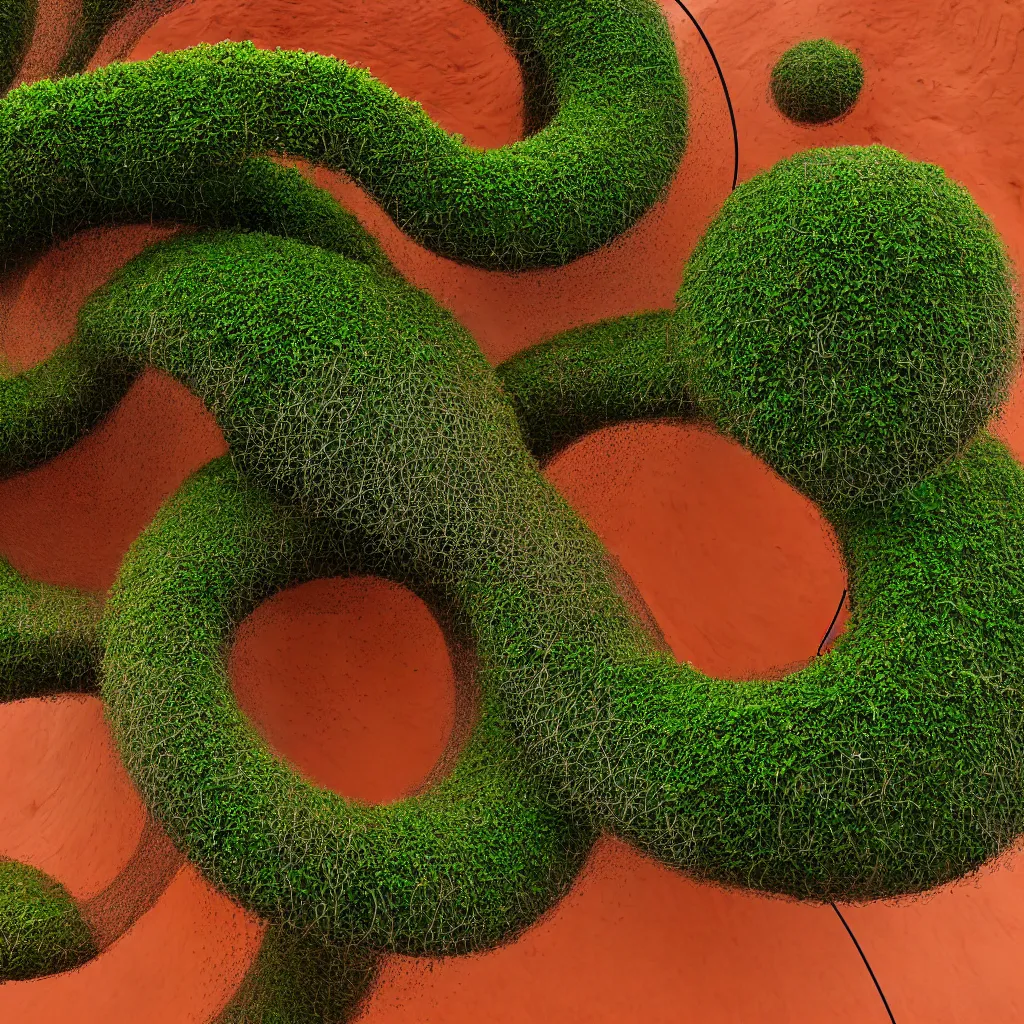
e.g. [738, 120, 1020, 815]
[1, 0, 1022, 1020]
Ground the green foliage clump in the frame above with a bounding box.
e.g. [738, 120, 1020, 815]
[0, 859, 96, 981]
[0, 154, 401, 481]
[673, 145, 1018, 513]
[0, 330, 105, 703]
[490, 150, 1023, 898]
[3, 138, 1020, 936]
[1, 0, 687, 271]
[102, 454, 592, 955]
[770, 38, 864, 124]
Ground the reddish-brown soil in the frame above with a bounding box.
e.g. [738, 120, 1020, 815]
[0, 0, 1022, 1020]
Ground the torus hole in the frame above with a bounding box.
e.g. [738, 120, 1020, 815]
[544, 420, 849, 681]
[230, 576, 459, 805]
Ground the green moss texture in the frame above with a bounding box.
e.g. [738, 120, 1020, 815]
[81, 228, 593, 950]
[0, 0, 32, 92]
[0, 557, 101, 701]
[0, 0, 1020, 1011]
[673, 146, 1017, 514]
[0, 859, 96, 981]
[770, 38, 864, 124]
[496, 311, 689, 463]
[1, 1, 687, 271]
[217, 927, 379, 1024]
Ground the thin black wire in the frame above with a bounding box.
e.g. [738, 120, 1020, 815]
[816, 587, 847, 657]
[830, 903, 898, 1024]
[670, 6, 886, 1017]
[816, 592, 897, 1023]
[669, 0, 739, 191]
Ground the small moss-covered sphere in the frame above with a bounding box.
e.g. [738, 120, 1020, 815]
[771, 38, 864, 124]
[0, 860, 96, 980]
[673, 145, 1018, 513]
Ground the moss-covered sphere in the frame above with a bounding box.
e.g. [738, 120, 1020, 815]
[673, 145, 1018, 513]
[771, 38, 864, 124]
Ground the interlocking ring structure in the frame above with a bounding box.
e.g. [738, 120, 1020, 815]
[0, 1, 1020, 1020]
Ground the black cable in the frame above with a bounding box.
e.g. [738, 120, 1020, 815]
[830, 903, 898, 1024]
[669, 7, 891, 1017]
[669, 0, 739, 191]
[816, 587, 847, 657]
[816, 595, 897, 1022]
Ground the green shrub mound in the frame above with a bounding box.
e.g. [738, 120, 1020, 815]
[770, 38, 863, 124]
[0, 152, 402, 486]
[2, 142, 1020, 950]
[0, 859, 96, 981]
[0, 155, 401, 482]
[0, 326, 106, 702]
[673, 146, 1018, 514]
[0, 342, 138, 478]
[0, 0, 687, 272]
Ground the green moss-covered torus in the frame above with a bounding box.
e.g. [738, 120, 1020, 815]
[770, 38, 863, 124]
[0, 0, 33, 92]
[103, 456, 592, 955]
[92, 231, 594, 955]
[0, 5, 1022, 998]
[673, 145, 1018, 513]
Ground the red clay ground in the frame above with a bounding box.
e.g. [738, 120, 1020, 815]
[0, 0, 1022, 1020]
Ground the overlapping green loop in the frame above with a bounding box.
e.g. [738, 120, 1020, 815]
[0, 3, 1021, 1021]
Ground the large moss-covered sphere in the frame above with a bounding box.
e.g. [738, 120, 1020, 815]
[771, 39, 864, 124]
[673, 145, 1018, 513]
